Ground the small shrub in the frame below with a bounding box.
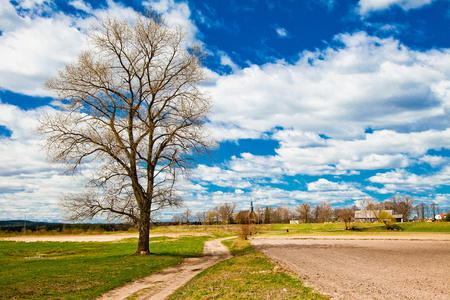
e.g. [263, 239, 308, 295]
[378, 210, 396, 229]
[240, 224, 250, 240]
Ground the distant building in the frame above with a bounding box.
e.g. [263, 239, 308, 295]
[290, 219, 299, 224]
[355, 210, 403, 223]
[235, 200, 257, 224]
[435, 213, 448, 221]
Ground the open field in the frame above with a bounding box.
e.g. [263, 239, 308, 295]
[0, 236, 207, 300]
[1, 223, 449, 299]
[170, 238, 326, 300]
[251, 236, 450, 299]
[2, 221, 449, 238]
[261, 221, 450, 234]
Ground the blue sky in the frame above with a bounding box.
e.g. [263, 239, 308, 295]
[1, 0, 450, 222]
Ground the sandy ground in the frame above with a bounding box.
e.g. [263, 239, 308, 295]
[251, 235, 450, 300]
[0, 232, 205, 242]
[97, 238, 232, 300]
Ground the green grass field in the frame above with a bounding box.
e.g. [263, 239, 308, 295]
[170, 238, 327, 300]
[261, 221, 450, 234]
[0, 236, 207, 300]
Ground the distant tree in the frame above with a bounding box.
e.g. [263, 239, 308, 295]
[338, 208, 354, 230]
[416, 203, 427, 220]
[315, 201, 333, 223]
[377, 210, 396, 229]
[182, 208, 192, 225]
[264, 206, 272, 224]
[39, 13, 213, 254]
[332, 208, 342, 221]
[216, 202, 237, 224]
[444, 213, 450, 222]
[171, 214, 183, 224]
[429, 202, 437, 220]
[194, 211, 205, 224]
[389, 196, 415, 221]
[360, 197, 379, 220]
[205, 209, 219, 225]
[296, 203, 312, 223]
[360, 197, 378, 210]
[276, 204, 292, 223]
[255, 205, 264, 224]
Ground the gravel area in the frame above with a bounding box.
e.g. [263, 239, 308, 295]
[251, 236, 450, 300]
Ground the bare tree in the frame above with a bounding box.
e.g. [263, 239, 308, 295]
[205, 209, 219, 225]
[360, 197, 379, 220]
[216, 202, 237, 224]
[271, 204, 292, 223]
[429, 202, 438, 220]
[171, 214, 183, 224]
[38, 13, 213, 254]
[338, 208, 354, 230]
[255, 205, 264, 224]
[263, 206, 272, 224]
[296, 202, 312, 223]
[416, 203, 427, 220]
[314, 201, 333, 223]
[194, 211, 206, 224]
[389, 196, 415, 221]
[182, 207, 192, 225]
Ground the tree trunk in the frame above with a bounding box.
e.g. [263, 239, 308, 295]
[136, 209, 150, 255]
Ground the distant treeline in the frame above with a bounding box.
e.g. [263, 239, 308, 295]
[0, 220, 135, 233]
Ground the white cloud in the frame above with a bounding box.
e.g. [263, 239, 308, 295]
[0, 16, 85, 96]
[219, 52, 240, 73]
[0, 0, 198, 97]
[369, 166, 450, 193]
[0, 102, 90, 221]
[272, 128, 450, 175]
[357, 0, 434, 16]
[208, 32, 450, 142]
[420, 155, 447, 167]
[143, 0, 198, 39]
[276, 26, 289, 38]
[307, 178, 356, 192]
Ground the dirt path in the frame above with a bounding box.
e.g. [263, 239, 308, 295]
[97, 238, 232, 300]
[251, 236, 450, 300]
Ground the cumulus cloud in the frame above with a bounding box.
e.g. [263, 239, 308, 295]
[369, 166, 450, 193]
[0, 102, 89, 221]
[357, 0, 434, 16]
[208, 32, 450, 142]
[143, 0, 198, 39]
[0, 0, 198, 97]
[0, 9, 86, 96]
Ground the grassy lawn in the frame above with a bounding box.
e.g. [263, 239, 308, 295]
[169, 239, 327, 300]
[259, 221, 450, 234]
[0, 236, 207, 300]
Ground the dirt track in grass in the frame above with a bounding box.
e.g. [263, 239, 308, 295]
[96, 237, 232, 300]
[251, 235, 450, 300]
[1, 233, 231, 300]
